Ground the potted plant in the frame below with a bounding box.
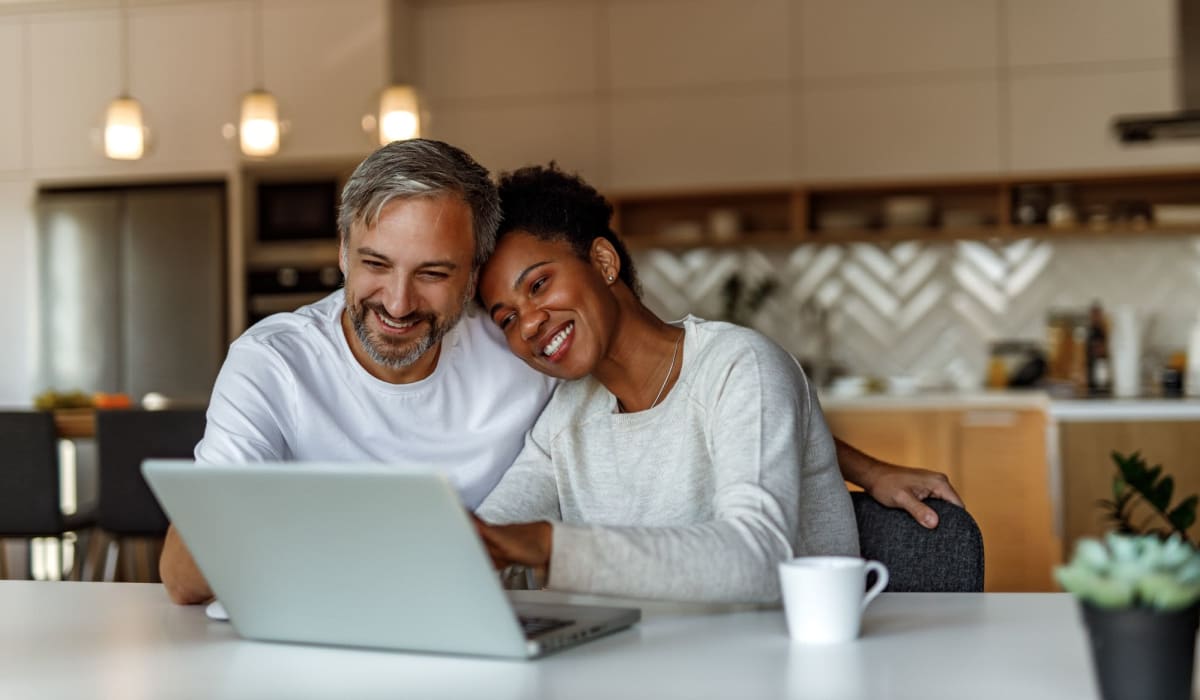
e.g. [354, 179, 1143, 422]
[1055, 451, 1200, 700]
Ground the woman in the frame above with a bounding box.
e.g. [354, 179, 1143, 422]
[473, 164, 863, 603]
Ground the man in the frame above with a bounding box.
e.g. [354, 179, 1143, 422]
[161, 139, 959, 604]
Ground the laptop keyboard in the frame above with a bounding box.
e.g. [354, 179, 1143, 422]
[519, 615, 574, 638]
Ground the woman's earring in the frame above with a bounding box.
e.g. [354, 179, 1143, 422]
[607, 275, 615, 283]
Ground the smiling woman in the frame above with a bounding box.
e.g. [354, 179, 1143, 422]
[473, 165, 860, 604]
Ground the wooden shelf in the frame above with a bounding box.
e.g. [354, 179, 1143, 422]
[608, 169, 1200, 251]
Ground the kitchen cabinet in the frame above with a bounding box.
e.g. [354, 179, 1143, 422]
[799, 0, 999, 78]
[607, 91, 794, 191]
[801, 79, 1002, 181]
[1007, 68, 1200, 173]
[1059, 420, 1200, 558]
[27, 8, 121, 174]
[1004, 0, 1173, 68]
[0, 19, 25, 173]
[427, 102, 605, 186]
[416, 1, 598, 102]
[825, 405, 1059, 592]
[21, 0, 385, 175]
[608, 0, 789, 91]
[259, 0, 386, 160]
[127, 2, 243, 170]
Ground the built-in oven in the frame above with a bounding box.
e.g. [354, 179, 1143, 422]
[246, 265, 343, 325]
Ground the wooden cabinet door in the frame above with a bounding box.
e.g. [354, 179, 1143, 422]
[824, 409, 961, 490]
[1059, 421, 1200, 558]
[957, 409, 1059, 592]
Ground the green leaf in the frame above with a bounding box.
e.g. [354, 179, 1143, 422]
[1149, 476, 1175, 512]
[1169, 495, 1198, 534]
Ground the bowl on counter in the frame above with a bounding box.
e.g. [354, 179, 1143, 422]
[1152, 204, 1200, 227]
[882, 196, 934, 228]
[816, 209, 872, 232]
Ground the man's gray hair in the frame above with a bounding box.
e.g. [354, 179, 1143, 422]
[338, 139, 500, 269]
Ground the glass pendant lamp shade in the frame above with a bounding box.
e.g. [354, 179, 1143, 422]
[104, 96, 145, 160]
[240, 90, 280, 157]
[378, 84, 420, 144]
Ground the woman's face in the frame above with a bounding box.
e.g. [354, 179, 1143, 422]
[478, 231, 619, 380]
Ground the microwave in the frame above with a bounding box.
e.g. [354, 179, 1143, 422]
[256, 179, 339, 242]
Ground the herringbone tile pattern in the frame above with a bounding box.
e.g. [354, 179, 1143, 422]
[634, 234, 1200, 388]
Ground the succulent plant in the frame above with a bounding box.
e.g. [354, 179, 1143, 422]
[1056, 533, 1200, 611]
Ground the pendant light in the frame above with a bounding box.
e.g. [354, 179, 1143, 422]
[104, 0, 147, 160]
[377, 84, 420, 144]
[366, 0, 421, 145]
[239, 0, 280, 157]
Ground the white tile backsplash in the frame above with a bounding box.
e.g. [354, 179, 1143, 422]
[634, 233, 1200, 387]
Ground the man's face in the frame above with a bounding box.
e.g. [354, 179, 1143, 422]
[339, 194, 477, 383]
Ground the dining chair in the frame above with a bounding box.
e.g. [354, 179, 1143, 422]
[93, 408, 207, 582]
[0, 411, 96, 580]
[851, 492, 985, 592]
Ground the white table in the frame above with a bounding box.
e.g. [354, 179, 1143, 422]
[0, 581, 1176, 699]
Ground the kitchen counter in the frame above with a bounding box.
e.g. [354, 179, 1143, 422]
[819, 390, 1049, 412]
[1049, 398, 1200, 422]
[820, 390, 1200, 421]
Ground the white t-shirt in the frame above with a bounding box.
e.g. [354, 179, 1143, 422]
[194, 291, 556, 508]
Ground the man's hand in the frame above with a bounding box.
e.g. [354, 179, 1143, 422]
[159, 524, 215, 605]
[835, 438, 964, 529]
[862, 463, 964, 529]
[471, 515, 553, 577]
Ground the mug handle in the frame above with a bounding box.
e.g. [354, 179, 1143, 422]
[861, 560, 889, 611]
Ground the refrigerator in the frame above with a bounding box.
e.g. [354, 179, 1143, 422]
[36, 184, 227, 404]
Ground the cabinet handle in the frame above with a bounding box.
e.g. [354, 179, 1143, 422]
[960, 410, 1018, 428]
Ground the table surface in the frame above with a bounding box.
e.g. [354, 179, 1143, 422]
[4, 581, 1182, 700]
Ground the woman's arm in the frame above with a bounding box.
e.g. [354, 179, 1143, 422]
[834, 438, 964, 529]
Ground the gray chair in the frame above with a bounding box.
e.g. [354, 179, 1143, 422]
[851, 492, 985, 592]
[93, 408, 207, 581]
[0, 411, 96, 580]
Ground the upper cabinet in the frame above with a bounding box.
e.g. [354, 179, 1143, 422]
[0, 19, 25, 173]
[607, 0, 789, 90]
[607, 91, 795, 190]
[796, 0, 1002, 180]
[801, 78, 1002, 180]
[17, 0, 386, 177]
[1008, 67, 1200, 172]
[416, 1, 599, 101]
[1004, 0, 1174, 67]
[260, 0, 385, 160]
[129, 2, 243, 170]
[798, 0, 999, 77]
[1003, 0, 1200, 172]
[27, 8, 121, 174]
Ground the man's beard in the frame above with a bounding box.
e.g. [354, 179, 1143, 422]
[347, 293, 465, 370]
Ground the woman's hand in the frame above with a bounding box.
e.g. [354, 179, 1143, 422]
[835, 438, 964, 529]
[863, 463, 964, 529]
[472, 515, 554, 574]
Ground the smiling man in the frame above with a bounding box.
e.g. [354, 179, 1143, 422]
[159, 140, 556, 604]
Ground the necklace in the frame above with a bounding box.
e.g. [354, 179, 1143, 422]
[619, 329, 683, 413]
[650, 330, 684, 409]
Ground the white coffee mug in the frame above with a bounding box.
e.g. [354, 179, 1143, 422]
[779, 556, 889, 644]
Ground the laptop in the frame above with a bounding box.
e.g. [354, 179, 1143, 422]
[142, 460, 640, 659]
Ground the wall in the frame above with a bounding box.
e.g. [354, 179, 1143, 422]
[413, 0, 1200, 385]
[0, 0, 387, 405]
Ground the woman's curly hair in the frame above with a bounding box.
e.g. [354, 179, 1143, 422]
[495, 163, 640, 297]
